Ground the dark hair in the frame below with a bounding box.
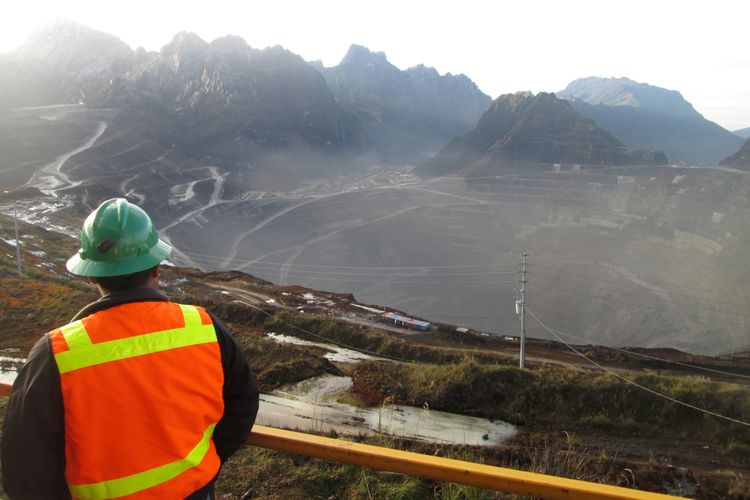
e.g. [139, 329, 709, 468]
[93, 266, 156, 292]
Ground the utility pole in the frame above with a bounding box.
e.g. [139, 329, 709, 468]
[518, 252, 527, 368]
[13, 206, 22, 277]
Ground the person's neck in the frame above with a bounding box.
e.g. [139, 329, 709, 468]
[98, 283, 158, 298]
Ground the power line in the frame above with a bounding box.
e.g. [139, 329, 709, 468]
[183, 251, 520, 271]
[198, 263, 520, 278]
[428, 314, 519, 321]
[518, 252, 528, 369]
[234, 276, 519, 285]
[233, 299, 415, 364]
[527, 308, 750, 427]
[548, 327, 750, 380]
[536, 285, 750, 328]
[535, 263, 747, 306]
[534, 275, 750, 319]
[180, 244, 745, 314]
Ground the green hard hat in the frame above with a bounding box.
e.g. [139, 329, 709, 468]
[66, 198, 172, 277]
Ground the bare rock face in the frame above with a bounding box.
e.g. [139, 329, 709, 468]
[1, 21, 367, 173]
[720, 137, 750, 168]
[423, 92, 667, 176]
[0, 19, 133, 106]
[13, 18, 132, 75]
[317, 44, 491, 161]
[92, 33, 366, 157]
[558, 77, 743, 164]
[560, 77, 695, 116]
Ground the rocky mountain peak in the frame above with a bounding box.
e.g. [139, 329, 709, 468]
[12, 18, 132, 71]
[161, 32, 210, 60]
[493, 91, 539, 112]
[318, 45, 490, 160]
[210, 35, 250, 53]
[423, 91, 667, 176]
[339, 44, 391, 68]
[558, 76, 743, 164]
[559, 76, 696, 117]
[406, 64, 440, 79]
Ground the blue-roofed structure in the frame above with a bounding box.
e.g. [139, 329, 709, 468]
[381, 312, 431, 331]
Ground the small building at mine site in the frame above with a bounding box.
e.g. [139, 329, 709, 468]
[381, 312, 431, 331]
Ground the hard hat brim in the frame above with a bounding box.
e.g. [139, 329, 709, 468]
[66, 238, 172, 277]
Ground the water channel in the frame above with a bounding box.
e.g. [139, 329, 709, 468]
[259, 333, 517, 446]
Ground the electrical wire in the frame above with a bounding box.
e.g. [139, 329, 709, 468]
[233, 299, 415, 364]
[182, 250, 521, 271]
[187, 261, 521, 277]
[548, 327, 750, 380]
[534, 264, 748, 308]
[527, 308, 750, 427]
[534, 285, 750, 328]
[534, 275, 750, 319]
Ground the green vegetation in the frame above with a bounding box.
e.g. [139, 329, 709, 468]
[0, 274, 93, 347]
[218, 446, 433, 499]
[351, 359, 750, 449]
[235, 333, 339, 391]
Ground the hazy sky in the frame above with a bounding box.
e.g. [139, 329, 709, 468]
[2, 0, 749, 130]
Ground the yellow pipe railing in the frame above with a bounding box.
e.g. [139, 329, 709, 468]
[0, 382, 679, 499]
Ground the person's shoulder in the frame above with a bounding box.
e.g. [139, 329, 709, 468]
[25, 330, 55, 364]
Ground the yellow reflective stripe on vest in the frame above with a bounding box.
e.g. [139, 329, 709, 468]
[60, 321, 92, 349]
[68, 423, 217, 500]
[179, 303, 203, 328]
[54, 305, 216, 374]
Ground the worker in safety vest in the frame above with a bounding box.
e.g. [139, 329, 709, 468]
[1, 198, 259, 499]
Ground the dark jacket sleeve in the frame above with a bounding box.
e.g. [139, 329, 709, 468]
[1, 337, 70, 500]
[209, 313, 259, 462]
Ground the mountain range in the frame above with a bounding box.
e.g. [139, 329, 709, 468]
[3, 21, 369, 175]
[422, 92, 667, 177]
[557, 77, 743, 165]
[2, 20, 747, 190]
[315, 45, 491, 161]
[0, 20, 492, 182]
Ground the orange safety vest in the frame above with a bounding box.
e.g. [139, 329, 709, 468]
[49, 301, 225, 499]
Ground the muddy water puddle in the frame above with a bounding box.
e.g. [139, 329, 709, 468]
[266, 332, 378, 363]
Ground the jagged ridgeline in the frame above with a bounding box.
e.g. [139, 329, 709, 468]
[315, 44, 491, 161]
[1, 20, 370, 176]
[0, 20, 491, 180]
[557, 77, 744, 165]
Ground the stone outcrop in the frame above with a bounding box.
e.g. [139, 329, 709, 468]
[423, 92, 667, 176]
